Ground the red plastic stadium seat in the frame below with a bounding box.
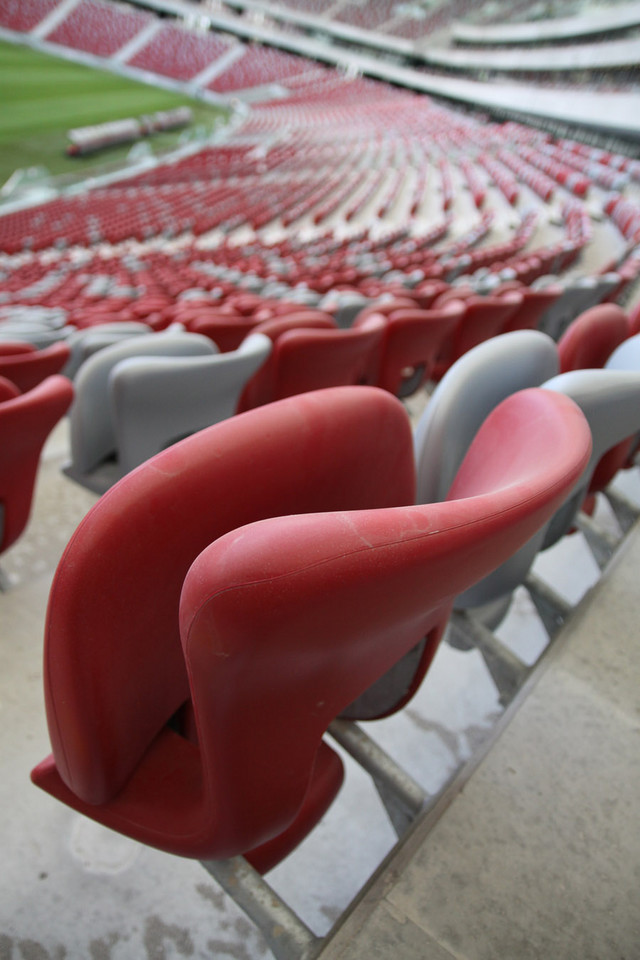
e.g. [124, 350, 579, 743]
[432, 292, 522, 380]
[32, 385, 590, 878]
[354, 298, 419, 324]
[498, 284, 564, 333]
[238, 315, 386, 411]
[185, 313, 261, 352]
[558, 304, 630, 373]
[0, 342, 37, 357]
[1, 375, 74, 557]
[253, 311, 336, 342]
[0, 342, 71, 392]
[585, 330, 640, 500]
[355, 303, 463, 397]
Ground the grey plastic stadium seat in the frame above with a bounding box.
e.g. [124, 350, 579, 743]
[414, 341, 640, 701]
[414, 330, 559, 505]
[456, 368, 640, 613]
[606, 332, 640, 371]
[537, 275, 615, 341]
[346, 331, 560, 719]
[539, 369, 640, 548]
[319, 291, 372, 328]
[111, 332, 272, 477]
[0, 306, 67, 329]
[64, 332, 217, 495]
[63, 323, 153, 379]
[0, 323, 74, 349]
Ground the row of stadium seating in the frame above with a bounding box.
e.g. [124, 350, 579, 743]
[4, 292, 640, 952]
[45, 0, 152, 58]
[4, 290, 640, 586]
[128, 23, 236, 84]
[6, 0, 640, 102]
[0, 0, 59, 33]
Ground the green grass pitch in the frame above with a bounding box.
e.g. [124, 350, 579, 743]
[0, 39, 228, 186]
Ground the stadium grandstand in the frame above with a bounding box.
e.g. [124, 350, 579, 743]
[2, 0, 640, 958]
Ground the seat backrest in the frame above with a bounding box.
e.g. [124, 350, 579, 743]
[0, 341, 71, 392]
[354, 297, 419, 324]
[238, 315, 338, 410]
[38, 387, 415, 811]
[63, 323, 151, 379]
[500, 284, 564, 334]
[450, 292, 524, 361]
[537, 277, 610, 341]
[0, 322, 68, 347]
[415, 330, 559, 504]
[432, 285, 476, 306]
[557, 304, 629, 372]
[0, 375, 74, 554]
[370, 303, 464, 396]
[275, 315, 386, 399]
[69, 332, 216, 475]
[110, 333, 272, 475]
[185, 313, 261, 352]
[600, 332, 640, 481]
[239, 315, 386, 410]
[412, 279, 450, 309]
[34, 386, 590, 861]
[253, 312, 336, 342]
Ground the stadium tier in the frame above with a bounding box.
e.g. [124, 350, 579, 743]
[328, 0, 401, 32]
[2, 3, 640, 959]
[0, 0, 60, 32]
[206, 42, 314, 92]
[45, 0, 153, 58]
[127, 20, 234, 81]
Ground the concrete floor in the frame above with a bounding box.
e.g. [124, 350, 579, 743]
[2, 405, 638, 960]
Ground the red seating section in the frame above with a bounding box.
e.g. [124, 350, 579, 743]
[207, 46, 311, 93]
[128, 23, 233, 81]
[2, 6, 640, 423]
[0, 0, 59, 31]
[46, 0, 152, 57]
[0, 342, 71, 393]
